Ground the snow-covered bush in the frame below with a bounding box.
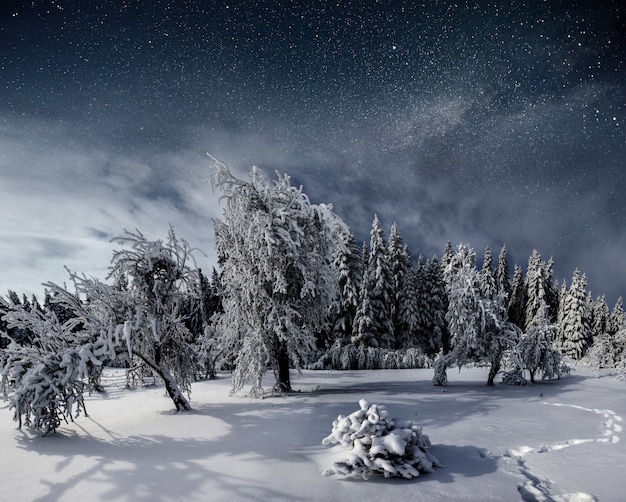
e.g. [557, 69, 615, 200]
[0, 299, 116, 434]
[322, 399, 441, 479]
[583, 330, 626, 376]
[311, 343, 431, 370]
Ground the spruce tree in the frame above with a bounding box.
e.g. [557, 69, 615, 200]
[331, 228, 362, 345]
[353, 215, 394, 348]
[590, 295, 609, 338]
[559, 269, 591, 359]
[524, 250, 556, 330]
[608, 297, 625, 336]
[481, 246, 496, 300]
[508, 264, 526, 329]
[495, 245, 511, 298]
[396, 264, 419, 349]
[417, 256, 447, 355]
[388, 223, 411, 347]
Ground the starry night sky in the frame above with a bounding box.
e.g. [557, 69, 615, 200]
[1, 1, 624, 304]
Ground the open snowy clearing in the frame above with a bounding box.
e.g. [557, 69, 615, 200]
[1, 366, 625, 502]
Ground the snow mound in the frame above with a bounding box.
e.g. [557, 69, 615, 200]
[322, 399, 442, 479]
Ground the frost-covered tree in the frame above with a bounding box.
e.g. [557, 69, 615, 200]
[608, 297, 625, 336]
[416, 256, 447, 355]
[524, 250, 551, 331]
[589, 295, 609, 339]
[508, 264, 526, 329]
[212, 164, 343, 396]
[495, 245, 511, 298]
[352, 214, 394, 349]
[104, 227, 200, 411]
[584, 329, 626, 375]
[0, 286, 117, 433]
[433, 244, 518, 386]
[396, 264, 419, 348]
[513, 302, 562, 383]
[388, 223, 411, 346]
[441, 240, 454, 270]
[558, 269, 591, 359]
[330, 228, 362, 345]
[481, 246, 496, 300]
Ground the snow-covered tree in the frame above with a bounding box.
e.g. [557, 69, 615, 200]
[212, 164, 343, 396]
[388, 223, 411, 346]
[330, 228, 362, 345]
[481, 246, 496, 300]
[396, 264, 419, 349]
[513, 302, 562, 383]
[608, 297, 625, 336]
[104, 227, 200, 411]
[558, 270, 591, 359]
[441, 240, 454, 269]
[352, 214, 394, 349]
[495, 245, 511, 298]
[524, 250, 551, 331]
[322, 399, 441, 479]
[433, 244, 518, 386]
[508, 264, 526, 329]
[0, 287, 117, 434]
[589, 295, 609, 339]
[583, 329, 626, 375]
[416, 256, 447, 355]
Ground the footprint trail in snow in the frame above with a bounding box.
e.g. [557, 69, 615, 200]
[501, 402, 622, 502]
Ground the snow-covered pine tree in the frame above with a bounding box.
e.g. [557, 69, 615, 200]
[441, 241, 453, 270]
[388, 223, 410, 347]
[524, 250, 558, 331]
[514, 301, 561, 383]
[495, 245, 511, 298]
[433, 244, 517, 386]
[330, 228, 362, 345]
[608, 297, 625, 336]
[589, 295, 610, 337]
[396, 263, 419, 349]
[544, 258, 560, 322]
[508, 264, 526, 329]
[212, 164, 344, 396]
[557, 280, 568, 325]
[589, 295, 609, 339]
[352, 215, 394, 349]
[481, 246, 496, 300]
[584, 329, 626, 375]
[416, 256, 447, 355]
[558, 269, 591, 360]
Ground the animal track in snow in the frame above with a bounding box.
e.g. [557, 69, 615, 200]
[504, 402, 622, 502]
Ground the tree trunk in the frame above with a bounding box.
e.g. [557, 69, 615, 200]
[487, 361, 500, 386]
[274, 339, 292, 392]
[134, 351, 191, 411]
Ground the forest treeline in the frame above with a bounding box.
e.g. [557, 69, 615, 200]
[1, 164, 625, 433]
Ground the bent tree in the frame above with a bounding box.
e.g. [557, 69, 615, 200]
[104, 227, 199, 411]
[212, 162, 344, 396]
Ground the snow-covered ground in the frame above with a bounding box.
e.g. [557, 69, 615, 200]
[1, 365, 624, 501]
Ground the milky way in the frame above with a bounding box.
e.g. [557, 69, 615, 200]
[0, 1, 624, 303]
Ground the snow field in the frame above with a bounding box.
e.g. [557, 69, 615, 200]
[1, 366, 625, 501]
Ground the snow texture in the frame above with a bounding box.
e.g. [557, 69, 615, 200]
[1, 366, 625, 501]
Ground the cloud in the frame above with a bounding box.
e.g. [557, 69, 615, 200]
[0, 118, 221, 298]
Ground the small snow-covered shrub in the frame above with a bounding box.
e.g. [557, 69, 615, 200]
[322, 399, 441, 480]
[501, 369, 528, 385]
